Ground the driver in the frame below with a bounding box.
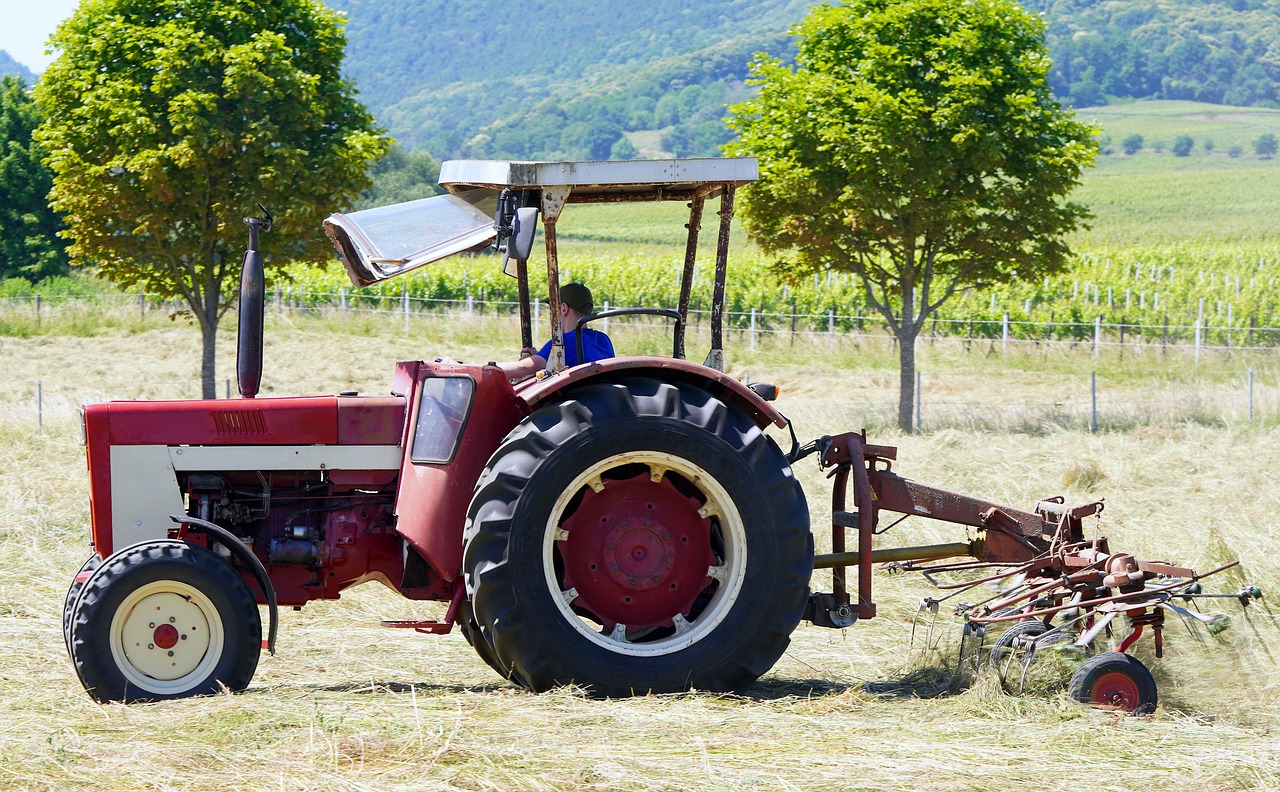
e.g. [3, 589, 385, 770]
[499, 283, 614, 379]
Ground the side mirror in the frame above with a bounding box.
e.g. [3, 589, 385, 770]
[509, 207, 540, 261]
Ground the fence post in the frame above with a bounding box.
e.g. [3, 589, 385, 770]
[602, 301, 610, 333]
[1090, 371, 1097, 433]
[915, 370, 922, 431]
[226, 379, 231, 399]
[790, 299, 797, 346]
[828, 309, 835, 351]
[1249, 368, 1255, 423]
[402, 287, 410, 334]
[750, 308, 757, 351]
[466, 291, 474, 316]
[1094, 315, 1101, 357]
[37, 380, 42, 435]
[340, 288, 348, 322]
[1195, 319, 1202, 364]
[1002, 313, 1009, 356]
[35, 294, 41, 328]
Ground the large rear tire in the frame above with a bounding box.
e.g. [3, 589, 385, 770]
[69, 540, 261, 703]
[463, 378, 812, 695]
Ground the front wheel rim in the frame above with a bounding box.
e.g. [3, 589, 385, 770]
[543, 451, 747, 657]
[108, 580, 225, 695]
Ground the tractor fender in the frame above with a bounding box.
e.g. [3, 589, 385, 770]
[169, 514, 279, 656]
[514, 357, 788, 430]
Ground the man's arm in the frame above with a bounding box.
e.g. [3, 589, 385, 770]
[496, 347, 546, 380]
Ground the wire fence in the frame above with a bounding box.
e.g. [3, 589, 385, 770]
[6, 289, 1280, 356]
[4, 291, 1278, 434]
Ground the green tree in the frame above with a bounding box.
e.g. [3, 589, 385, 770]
[36, 0, 388, 398]
[357, 144, 442, 209]
[1122, 133, 1144, 155]
[726, 0, 1095, 431]
[1172, 134, 1194, 156]
[1254, 132, 1278, 158]
[609, 137, 639, 160]
[0, 76, 68, 281]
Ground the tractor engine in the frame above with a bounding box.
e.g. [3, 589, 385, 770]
[180, 470, 404, 607]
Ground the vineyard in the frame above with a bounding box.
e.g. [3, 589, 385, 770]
[238, 237, 1280, 350]
[6, 240, 1280, 352]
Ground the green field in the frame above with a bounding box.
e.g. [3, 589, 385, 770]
[252, 100, 1280, 343]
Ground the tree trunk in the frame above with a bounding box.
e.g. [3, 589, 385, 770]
[896, 326, 918, 433]
[201, 318, 218, 399]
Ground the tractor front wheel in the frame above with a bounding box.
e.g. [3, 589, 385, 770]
[1067, 652, 1157, 713]
[463, 378, 812, 695]
[69, 540, 261, 703]
[63, 554, 101, 657]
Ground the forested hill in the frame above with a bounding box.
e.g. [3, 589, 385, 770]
[12, 1, 1280, 162]
[326, 0, 809, 159]
[332, 0, 1280, 162]
[1031, 0, 1280, 108]
[0, 51, 36, 83]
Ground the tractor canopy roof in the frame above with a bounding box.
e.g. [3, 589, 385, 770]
[324, 157, 757, 287]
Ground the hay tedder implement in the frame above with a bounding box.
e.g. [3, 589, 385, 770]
[796, 432, 1261, 712]
[65, 157, 1259, 711]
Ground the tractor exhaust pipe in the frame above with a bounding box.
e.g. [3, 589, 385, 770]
[237, 206, 272, 398]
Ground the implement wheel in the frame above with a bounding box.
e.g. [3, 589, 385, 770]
[1068, 652, 1157, 713]
[69, 540, 261, 703]
[463, 378, 812, 695]
[988, 619, 1049, 673]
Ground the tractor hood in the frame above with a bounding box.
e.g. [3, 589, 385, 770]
[324, 190, 498, 287]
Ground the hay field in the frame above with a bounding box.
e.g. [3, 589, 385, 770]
[1, 315, 1278, 791]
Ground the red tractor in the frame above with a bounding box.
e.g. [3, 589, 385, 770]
[66, 158, 1246, 710]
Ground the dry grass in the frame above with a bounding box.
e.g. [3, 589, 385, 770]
[1, 315, 1279, 791]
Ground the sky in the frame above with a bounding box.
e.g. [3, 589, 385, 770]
[0, 0, 83, 73]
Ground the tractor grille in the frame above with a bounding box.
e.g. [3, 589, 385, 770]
[213, 410, 269, 436]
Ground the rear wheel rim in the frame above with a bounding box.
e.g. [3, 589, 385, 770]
[543, 451, 747, 656]
[108, 580, 225, 695]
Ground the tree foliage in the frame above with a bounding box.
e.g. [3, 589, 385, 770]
[0, 76, 67, 281]
[1254, 132, 1278, 158]
[356, 144, 442, 210]
[726, 0, 1096, 431]
[36, 0, 388, 398]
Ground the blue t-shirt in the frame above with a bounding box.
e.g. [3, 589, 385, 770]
[538, 327, 615, 367]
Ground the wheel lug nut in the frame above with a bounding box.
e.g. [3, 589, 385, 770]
[149, 623, 155, 629]
[168, 651, 174, 657]
[169, 617, 176, 623]
[148, 644, 154, 650]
